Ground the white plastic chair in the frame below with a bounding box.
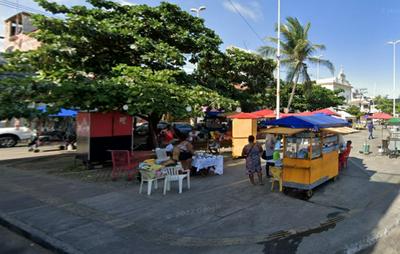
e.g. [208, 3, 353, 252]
[155, 148, 170, 164]
[163, 164, 190, 195]
[139, 170, 164, 196]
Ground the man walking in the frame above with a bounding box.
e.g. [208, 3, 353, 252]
[367, 120, 374, 140]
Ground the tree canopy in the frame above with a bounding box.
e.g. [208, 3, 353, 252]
[265, 82, 345, 112]
[1, 1, 238, 123]
[195, 47, 276, 112]
[373, 95, 400, 114]
[259, 17, 334, 112]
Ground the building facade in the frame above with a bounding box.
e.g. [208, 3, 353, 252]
[3, 12, 40, 52]
[316, 68, 353, 103]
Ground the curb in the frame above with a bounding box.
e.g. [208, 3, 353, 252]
[0, 212, 83, 254]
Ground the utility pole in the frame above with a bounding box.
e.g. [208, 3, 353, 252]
[388, 40, 400, 116]
[276, 0, 281, 119]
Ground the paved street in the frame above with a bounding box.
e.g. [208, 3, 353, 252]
[0, 225, 52, 254]
[0, 128, 400, 254]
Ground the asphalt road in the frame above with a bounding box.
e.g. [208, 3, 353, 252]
[0, 225, 52, 254]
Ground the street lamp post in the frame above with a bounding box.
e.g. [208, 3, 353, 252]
[276, 0, 281, 119]
[190, 6, 206, 17]
[388, 40, 400, 117]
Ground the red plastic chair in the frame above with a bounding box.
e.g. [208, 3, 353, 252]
[110, 150, 138, 181]
[339, 146, 352, 170]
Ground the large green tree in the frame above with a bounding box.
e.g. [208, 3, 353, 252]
[2, 0, 237, 146]
[265, 82, 345, 112]
[373, 95, 400, 114]
[195, 47, 276, 111]
[259, 17, 334, 112]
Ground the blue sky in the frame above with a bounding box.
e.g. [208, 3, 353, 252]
[1, 0, 400, 97]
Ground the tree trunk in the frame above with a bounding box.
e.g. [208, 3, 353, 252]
[287, 72, 301, 112]
[147, 113, 162, 149]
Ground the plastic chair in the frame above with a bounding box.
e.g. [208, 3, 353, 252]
[163, 164, 190, 195]
[339, 146, 352, 170]
[109, 150, 138, 181]
[270, 167, 283, 192]
[139, 170, 164, 195]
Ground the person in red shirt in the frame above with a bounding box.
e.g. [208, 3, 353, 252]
[161, 125, 175, 146]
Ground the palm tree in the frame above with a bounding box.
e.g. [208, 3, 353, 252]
[259, 17, 334, 112]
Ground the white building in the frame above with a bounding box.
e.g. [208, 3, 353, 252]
[316, 68, 353, 103]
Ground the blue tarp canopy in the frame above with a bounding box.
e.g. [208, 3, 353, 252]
[267, 115, 348, 130]
[37, 106, 77, 117]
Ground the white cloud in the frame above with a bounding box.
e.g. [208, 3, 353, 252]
[223, 1, 262, 22]
[114, 0, 135, 6]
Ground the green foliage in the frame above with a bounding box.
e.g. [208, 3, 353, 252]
[259, 17, 334, 111]
[373, 95, 400, 115]
[1, 0, 237, 123]
[345, 105, 363, 119]
[265, 82, 345, 111]
[196, 47, 276, 111]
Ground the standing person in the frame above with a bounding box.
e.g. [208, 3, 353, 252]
[264, 133, 276, 178]
[242, 135, 264, 185]
[367, 121, 374, 140]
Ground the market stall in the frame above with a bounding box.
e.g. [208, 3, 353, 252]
[227, 112, 259, 158]
[264, 115, 355, 198]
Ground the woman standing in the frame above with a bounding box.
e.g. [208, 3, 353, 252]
[242, 135, 264, 185]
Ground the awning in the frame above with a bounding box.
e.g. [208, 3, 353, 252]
[260, 127, 307, 136]
[267, 115, 349, 129]
[227, 112, 259, 119]
[321, 127, 358, 135]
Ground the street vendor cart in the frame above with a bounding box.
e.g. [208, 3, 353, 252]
[264, 115, 356, 198]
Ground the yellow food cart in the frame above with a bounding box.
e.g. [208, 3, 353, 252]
[264, 115, 356, 198]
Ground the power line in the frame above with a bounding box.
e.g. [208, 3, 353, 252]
[0, 0, 50, 16]
[227, 0, 264, 43]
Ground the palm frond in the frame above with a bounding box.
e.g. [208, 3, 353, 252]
[258, 46, 276, 58]
[313, 44, 326, 51]
[308, 57, 335, 74]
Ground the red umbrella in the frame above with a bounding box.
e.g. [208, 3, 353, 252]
[312, 108, 340, 116]
[368, 112, 392, 120]
[251, 109, 275, 118]
[227, 112, 259, 119]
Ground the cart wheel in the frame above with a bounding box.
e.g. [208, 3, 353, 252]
[283, 187, 290, 195]
[305, 189, 313, 199]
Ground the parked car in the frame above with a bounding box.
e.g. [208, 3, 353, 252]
[172, 122, 193, 135]
[0, 127, 34, 148]
[134, 121, 170, 136]
[135, 123, 149, 136]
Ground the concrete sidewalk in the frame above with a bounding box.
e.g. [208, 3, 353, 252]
[0, 130, 400, 253]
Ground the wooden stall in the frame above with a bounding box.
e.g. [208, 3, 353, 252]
[228, 112, 259, 158]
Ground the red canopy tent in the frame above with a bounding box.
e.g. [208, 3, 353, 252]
[311, 108, 340, 116]
[248, 108, 339, 119]
[368, 112, 392, 120]
[227, 112, 259, 119]
[252, 109, 274, 118]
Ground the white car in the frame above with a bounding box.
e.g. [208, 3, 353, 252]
[0, 127, 34, 148]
